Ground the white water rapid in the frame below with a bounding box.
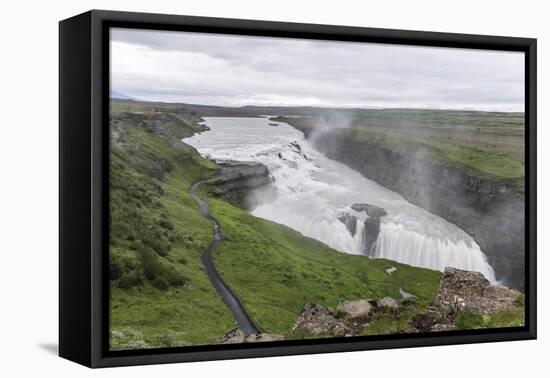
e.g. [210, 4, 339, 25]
[184, 117, 496, 282]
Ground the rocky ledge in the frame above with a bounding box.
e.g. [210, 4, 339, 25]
[293, 297, 399, 337]
[291, 267, 522, 337]
[436, 267, 521, 320]
[205, 161, 271, 209]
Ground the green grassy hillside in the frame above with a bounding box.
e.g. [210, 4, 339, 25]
[109, 111, 238, 349]
[109, 103, 521, 350]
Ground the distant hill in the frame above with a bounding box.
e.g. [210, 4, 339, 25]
[111, 90, 136, 100]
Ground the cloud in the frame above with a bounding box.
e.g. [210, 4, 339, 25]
[110, 28, 525, 111]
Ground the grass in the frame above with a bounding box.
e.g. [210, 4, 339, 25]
[209, 198, 441, 336]
[272, 111, 526, 290]
[274, 111, 525, 193]
[109, 111, 237, 349]
[109, 103, 522, 350]
[347, 128, 524, 190]
[109, 105, 442, 348]
[361, 301, 430, 335]
[454, 305, 525, 330]
[487, 306, 525, 328]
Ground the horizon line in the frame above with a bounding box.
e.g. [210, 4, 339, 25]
[110, 96, 525, 114]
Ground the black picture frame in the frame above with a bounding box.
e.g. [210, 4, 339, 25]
[59, 9, 537, 368]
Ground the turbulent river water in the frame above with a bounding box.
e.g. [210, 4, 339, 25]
[184, 117, 496, 282]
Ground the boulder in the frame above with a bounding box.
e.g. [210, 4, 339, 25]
[215, 328, 284, 344]
[335, 300, 374, 321]
[338, 213, 358, 237]
[351, 203, 388, 218]
[293, 304, 349, 336]
[436, 267, 521, 317]
[377, 297, 399, 313]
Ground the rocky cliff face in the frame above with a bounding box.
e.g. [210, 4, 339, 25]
[307, 129, 525, 290]
[205, 161, 271, 209]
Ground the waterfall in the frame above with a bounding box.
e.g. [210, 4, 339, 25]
[373, 222, 495, 282]
[184, 116, 497, 283]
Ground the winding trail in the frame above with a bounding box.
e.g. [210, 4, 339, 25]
[190, 181, 259, 336]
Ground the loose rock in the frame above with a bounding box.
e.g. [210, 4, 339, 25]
[430, 324, 456, 332]
[215, 328, 284, 344]
[410, 312, 438, 332]
[377, 297, 399, 313]
[293, 304, 349, 336]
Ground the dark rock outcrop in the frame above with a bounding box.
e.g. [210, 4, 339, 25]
[362, 217, 381, 255]
[215, 328, 284, 344]
[436, 267, 521, 319]
[351, 203, 388, 218]
[338, 213, 358, 236]
[290, 141, 303, 153]
[205, 161, 271, 209]
[350, 203, 387, 255]
[289, 141, 309, 160]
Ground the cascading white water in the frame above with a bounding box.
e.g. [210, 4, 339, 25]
[184, 117, 496, 282]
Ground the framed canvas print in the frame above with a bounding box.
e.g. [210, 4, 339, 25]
[59, 10, 536, 368]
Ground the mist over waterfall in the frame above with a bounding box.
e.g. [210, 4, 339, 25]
[184, 117, 496, 282]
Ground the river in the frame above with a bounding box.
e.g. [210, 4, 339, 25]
[184, 116, 496, 282]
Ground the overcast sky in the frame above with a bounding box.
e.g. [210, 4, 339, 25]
[111, 28, 524, 112]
